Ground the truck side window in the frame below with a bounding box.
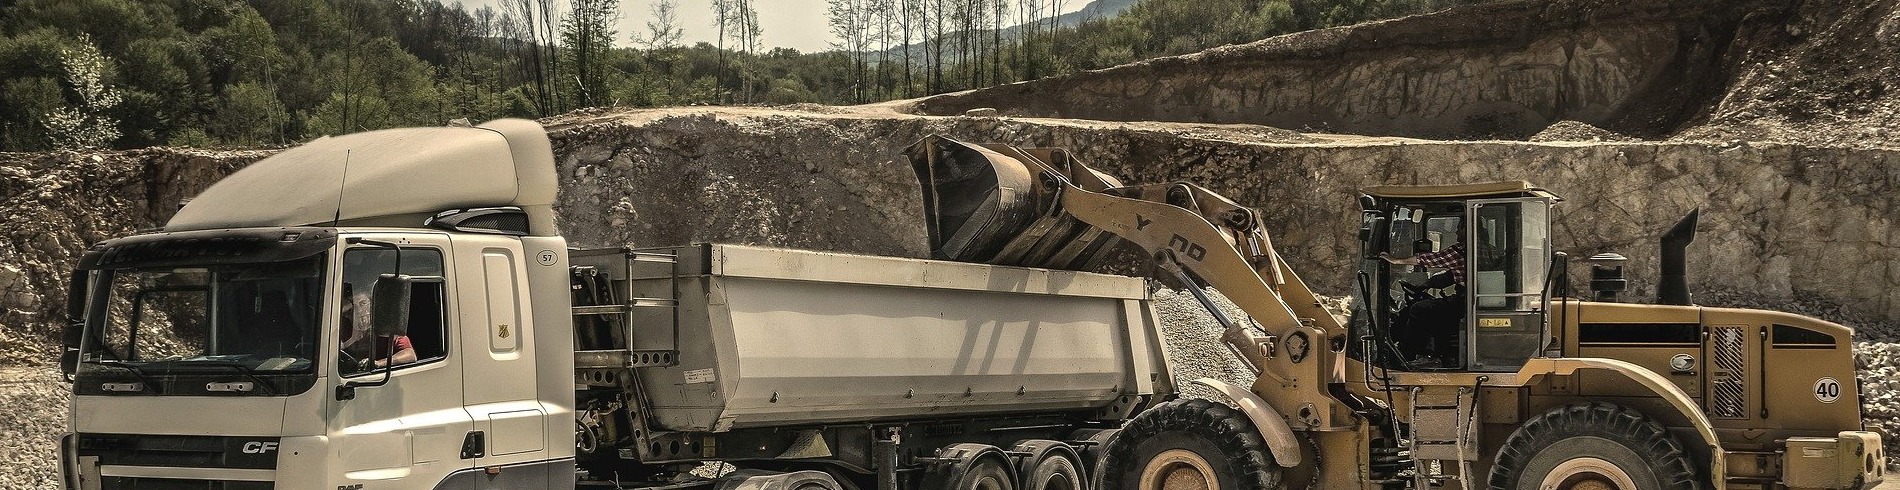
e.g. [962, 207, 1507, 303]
[339, 247, 448, 377]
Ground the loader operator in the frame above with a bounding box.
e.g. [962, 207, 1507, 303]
[1379, 241, 1464, 366]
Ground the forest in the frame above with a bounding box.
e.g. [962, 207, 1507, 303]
[0, 0, 1486, 151]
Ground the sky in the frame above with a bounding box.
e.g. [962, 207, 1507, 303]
[447, 0, 1094, 54]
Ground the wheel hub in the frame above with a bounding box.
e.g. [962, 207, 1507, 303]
[1139, 449, 1218, 490]
[1540, 457, 1639, 490]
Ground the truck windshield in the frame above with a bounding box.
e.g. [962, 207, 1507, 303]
[79, 255, 326, 383]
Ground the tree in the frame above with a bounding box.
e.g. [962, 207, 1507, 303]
[561, 0, 619, 108]
[505, 0, 562, 114]
[1016, 0, 1041, 79]
[710, 0, 735, 102]
[43, 35, 122, 150]
[827, 0, 869, 102]
[634, 0, 685, 50]
[726, 0, 762, 102]
[208, 82, 288, 146]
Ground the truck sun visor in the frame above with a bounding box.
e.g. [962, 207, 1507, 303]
[78, 227, 338, 270]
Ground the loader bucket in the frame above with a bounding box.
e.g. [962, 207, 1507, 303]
[908, 137, 1123, 270]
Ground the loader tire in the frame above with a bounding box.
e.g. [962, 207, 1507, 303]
[1098, 399, 1283, 490]
[1488, 402, 1698, 490]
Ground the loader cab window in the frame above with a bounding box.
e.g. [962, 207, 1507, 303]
[1376, 204, 1466, 369]
[1465, 199, 1551, 371]
[1357, 198, 1553, 372]
[338, 247, 448, 377]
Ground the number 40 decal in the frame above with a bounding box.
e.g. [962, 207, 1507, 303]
[1814, 377, 1841, 404]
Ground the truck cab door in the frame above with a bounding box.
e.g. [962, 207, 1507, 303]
[450, 235, 553, 486]
[325, 235, 475, 488]
[1463, 199, 1553, 372]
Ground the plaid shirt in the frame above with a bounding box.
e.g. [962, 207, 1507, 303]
[1414, 243, 1466, 286]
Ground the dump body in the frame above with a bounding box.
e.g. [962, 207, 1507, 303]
[572, 243, 1173, 432]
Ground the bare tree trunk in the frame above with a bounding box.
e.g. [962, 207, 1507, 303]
[712, 0, 732, 103]
[901, 0, 915, 98]
[930, 0, 944, 93]
[990, 0, 1003, 86]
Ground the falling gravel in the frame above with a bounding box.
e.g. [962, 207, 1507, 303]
[1153, 287, 1353, 402]
[1153, 287, 1260, 401]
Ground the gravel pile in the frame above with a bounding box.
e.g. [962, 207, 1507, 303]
[1528, 120, 1640, 142]
[0, 367, 69, 489]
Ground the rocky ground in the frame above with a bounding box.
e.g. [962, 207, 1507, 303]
[1, 367, 68, 489]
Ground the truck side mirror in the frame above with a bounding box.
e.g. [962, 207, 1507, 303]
[60, 270, 87, 379]
[371, 274, 412, 336]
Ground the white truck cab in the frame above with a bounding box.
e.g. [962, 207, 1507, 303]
[63, 120, 578, 489]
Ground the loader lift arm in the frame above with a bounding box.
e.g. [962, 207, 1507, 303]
[910, 136, 1359, 433]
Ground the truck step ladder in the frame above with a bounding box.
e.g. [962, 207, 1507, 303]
[572, 248, 682, 370]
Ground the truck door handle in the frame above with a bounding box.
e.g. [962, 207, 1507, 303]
[461, 431, 485, 459]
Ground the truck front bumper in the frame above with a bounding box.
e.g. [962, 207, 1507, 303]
[1784, 431, 1884, 490]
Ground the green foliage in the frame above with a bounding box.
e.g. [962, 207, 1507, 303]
[44, 34, 123, 149]
[561, 0, 619, 108]
[209, 82, 289, 146]
[0, 0, 1483, 150]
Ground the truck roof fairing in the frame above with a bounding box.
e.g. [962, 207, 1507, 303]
[166, 119, 558, 236]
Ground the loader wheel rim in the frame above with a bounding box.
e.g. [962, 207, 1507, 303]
[1539, 457, 1637, 490]
[1139, 449, 1218, 490]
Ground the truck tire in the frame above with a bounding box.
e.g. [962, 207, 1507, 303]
[1010, 440, 1083, 490]
[1023, 451, 1082, 490]
[952, 457, 1016, 490]
[1488, 403, 1698, 490]
[1098, 399, 1283, 490]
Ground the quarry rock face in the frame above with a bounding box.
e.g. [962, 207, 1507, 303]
[6, 109, 1900, 368]
[910, 0, 1769, 139]
[0, 149, 270, 365]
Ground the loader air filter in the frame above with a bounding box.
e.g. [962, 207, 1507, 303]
[1586, 253, 1628, 302]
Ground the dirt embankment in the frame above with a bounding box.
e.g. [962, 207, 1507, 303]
[909, 0, 1900, 147]
[912, 0, 1771, 139]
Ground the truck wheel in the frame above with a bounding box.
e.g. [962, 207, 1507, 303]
[1488, 403, 1698, 490]
[1023, 451, 1082, 490]
[953, 457, 1016, 490]
[1098, 399, 1282, 490]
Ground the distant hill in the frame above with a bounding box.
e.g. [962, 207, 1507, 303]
[872, 0, 1138, 61]
[1054, 0, 1140, 27]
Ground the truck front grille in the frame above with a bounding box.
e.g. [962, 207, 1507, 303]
[77, 433, 279, 470]
[103, 476, 273, 490]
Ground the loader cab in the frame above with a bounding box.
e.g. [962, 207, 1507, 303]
[1350, 181, 1560, 373]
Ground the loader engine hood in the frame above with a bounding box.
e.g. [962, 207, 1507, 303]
[166, 119, 558, 236]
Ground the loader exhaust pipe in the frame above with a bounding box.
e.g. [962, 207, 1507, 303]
[1658, 209, 1699, 306]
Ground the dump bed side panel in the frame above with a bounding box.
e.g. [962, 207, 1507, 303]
[618, 244, 1164, 431]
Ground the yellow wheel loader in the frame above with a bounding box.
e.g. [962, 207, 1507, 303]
[910, 136, 1883, 490]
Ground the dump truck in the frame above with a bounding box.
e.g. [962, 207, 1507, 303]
[56, 120, 1169, 490]
[53, 119, 1880, 490]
